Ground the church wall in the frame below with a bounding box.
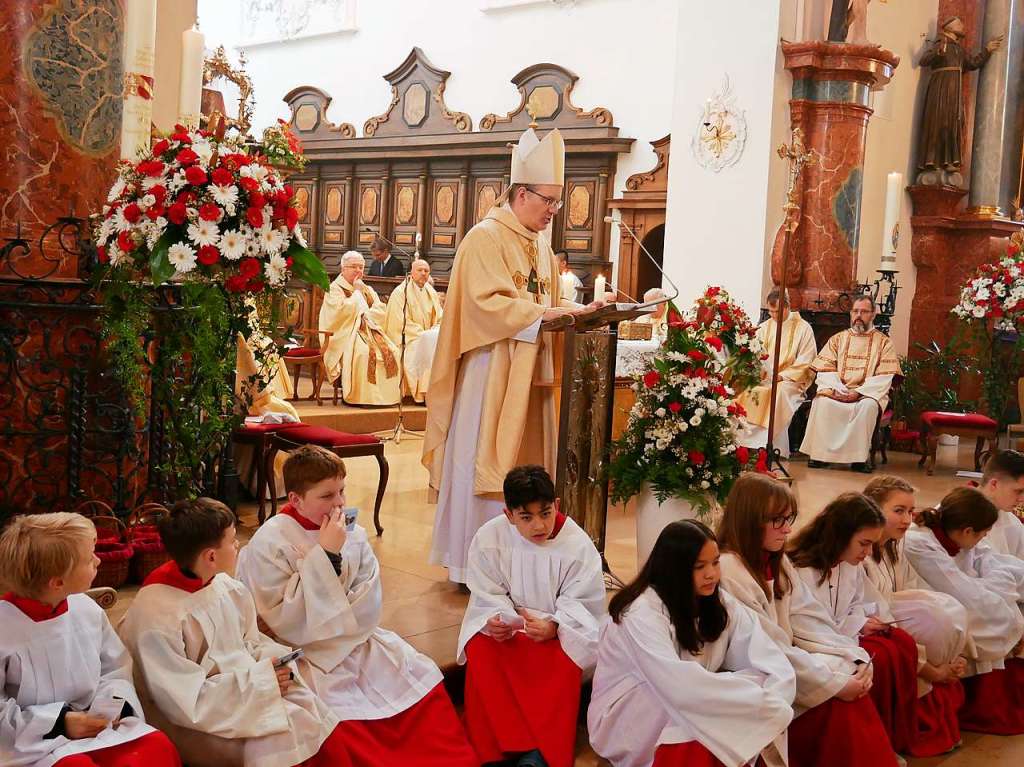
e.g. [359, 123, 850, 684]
[196, 0, 681, 273]
[153, 0, 198, 132]
[662, 0, 785, 318]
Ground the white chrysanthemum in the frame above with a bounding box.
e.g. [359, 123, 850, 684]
[192, 139, 214, 164]
[265, 253, 288, 286]
[107, 177, 127, 202]
[166, 170, 187, 194]
[107, 244, 126, 267]
[111, 208, 132, 233]
[293, 225, 307, 247]
[145, 217, 168, 249]
[220, 229, 246, 261]
[97, 217, 115, 244]
[188, 220, 220, 247]
[168, 242, 197, 273]
[211, 184, 239, 206]
[240, 163, 269, 183]
[141, 175, 165, 191]
[260, 226, 287, 254]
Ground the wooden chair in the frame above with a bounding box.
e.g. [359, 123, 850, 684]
[281, 328, 332, 406]
[263, 424, 389, 536]
[1007, 377, 1024, 448]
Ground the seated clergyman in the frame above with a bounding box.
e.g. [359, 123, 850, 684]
[383, 258, 443, 402]
[799, 295, 900, 472]
[318, 251, 401, 406]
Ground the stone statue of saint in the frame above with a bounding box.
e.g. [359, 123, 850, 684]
[916, 17, 1003, 187]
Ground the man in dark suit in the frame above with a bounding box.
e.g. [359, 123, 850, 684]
[367, 237, 406, 277]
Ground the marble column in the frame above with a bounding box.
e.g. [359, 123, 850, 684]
[780, 42, 900, 309]
[0, 0, 124, 278]
[966, 0, 1020, 217]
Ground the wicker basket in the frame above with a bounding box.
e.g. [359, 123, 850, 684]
[93, 537, 133, 589]
[619, 321, 653, 341]
[128, 504, 171, 583]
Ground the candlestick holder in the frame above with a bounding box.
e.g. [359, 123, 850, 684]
[854, 268, 901, 335]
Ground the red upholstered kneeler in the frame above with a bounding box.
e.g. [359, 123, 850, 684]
[917, 411, 998, 476]
[264, 424, 388, 535]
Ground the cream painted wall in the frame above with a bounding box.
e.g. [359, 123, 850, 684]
[195, 0, 679, 241]
[153, 0, 197, 131]
[662, 0, 785, 319]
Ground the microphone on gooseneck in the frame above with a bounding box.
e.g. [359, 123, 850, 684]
[604, 214, 680, 311]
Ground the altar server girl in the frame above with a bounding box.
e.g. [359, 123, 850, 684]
[457, 465, 606, 767]
[717, 473, 898, 767]
[788, 493, 920, 755]
[862, 476, 969, 755]
[588, 520, 795, 767]
[235, 446, 477, 767]
[903, 487, 1024, 735]
[0, 512, 180, 767]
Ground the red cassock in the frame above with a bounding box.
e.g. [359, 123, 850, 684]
[327, 684, 477, 767]
[909, 680, 964, 757]
[788, 695, 899, 767]
[960, 658, 1024, 735]
[652, 741, 726, 767]
[53, 732, 180, 767]
[859, 627, 919, 753]
[463, 632, 582, 767]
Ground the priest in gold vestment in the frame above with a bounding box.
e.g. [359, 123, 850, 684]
[384, 259, 443, 403]
[318, 251, 401, 406]
[424, 127, 592, 583]
[800, 296, 901, 471]
[736, 289, 816, 458]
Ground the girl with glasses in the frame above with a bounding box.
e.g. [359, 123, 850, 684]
[862, 476, 969, 756]
[787, 493, 920, 757]
[717, 473, 898, 767]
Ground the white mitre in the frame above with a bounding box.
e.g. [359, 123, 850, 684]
[510, 127, 565, 186]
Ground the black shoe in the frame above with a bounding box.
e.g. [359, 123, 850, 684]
[807, 459, 829, 469]
[851, 462, 873, 474]
[517, 751, 548, 767]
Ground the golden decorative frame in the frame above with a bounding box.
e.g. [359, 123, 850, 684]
[202, 45, 254, 135]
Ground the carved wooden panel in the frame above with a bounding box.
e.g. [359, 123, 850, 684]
[566, 182, 593, 229]
[292, 183, 313, 223]
[395, 183, 417, 225]
[283, 85, 356, 140]
[359, 184, 380, 226]
[325, 186, 344, 224]
[480, 63, 612, 133]
[431, 179, 461, 252]
[474, 180, 502, 224]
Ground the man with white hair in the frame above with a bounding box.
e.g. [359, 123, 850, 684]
[384, 258, 443, 402]
[635, 287, 668, 339]
[318, 250, 401, 406]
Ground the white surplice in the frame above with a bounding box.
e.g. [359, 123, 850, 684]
[788, 562, 877, 663]
[719, 552, 852, 712]
[587, 589, 795, 767]
[456, 514, 606, 672]
[862, 543, 969, 694]
[903, 526, 1024, 674]
[117, 574, 338, 767]
[235, 515, 443, 721]
[1, 595, 155, 767]
[984, 510, 1024, 560]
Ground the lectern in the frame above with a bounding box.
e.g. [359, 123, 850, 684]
[542, 303, 653, 561]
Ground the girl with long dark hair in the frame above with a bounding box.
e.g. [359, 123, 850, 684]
[903, 487, 1024, 735]
[788, 493, 919, 755]
[588, 520, 794, 767]
[862, 476, 968, 755]
[717, 473, 898, 767]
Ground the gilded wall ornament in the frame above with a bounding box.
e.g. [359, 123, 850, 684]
[691, 75, 747, 172]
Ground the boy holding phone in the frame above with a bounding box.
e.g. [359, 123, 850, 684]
[236, 445, 476, 766]
[118, 498, 346, 767]
[457, 465, 607, 767]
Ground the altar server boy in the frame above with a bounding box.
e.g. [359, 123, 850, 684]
[1, 512, 180, 767]
[457, 465, 606, 767]
[977, 450, 1024, 559]
[235, 445, 477, 767]
[118, 499, 347, 767]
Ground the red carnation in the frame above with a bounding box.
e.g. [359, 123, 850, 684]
[249, 191, 266, 209]
[176, 148, 199, 165]
[175, 190, 197, 205]
[167, 202, 187, 225]
[198, 203, 222, 222]
[151, 139, 170, 156]
[225, 274, 248, 292]
[285, 206, 299, 228]
[239, 258, 261, 279]
[122, 203, 142, 223]
[170, 124, 192, 144]
[145, 205, 164, 221]
[688, 450, 706, 466]
[197, 245, 220, 265]
[239, 177, 259, 193]
[184, 166, 207, 185]
[643, 370, 661, 389]
[1009, 242, 1021, 256]
[712, 384, 728, 397]
[117, 230, 135, 252]
[687, 349, 707, 362]
[96, 245, 108, 263]
[668, 402, 682, 414]
[755, 449, 769, 473]
[149, 184, 167, 204]
[705, 336, 723, 351]
[707, 287, 721, 297]
[137, 160, 164, 176]
[736, 446, 750, 465]
[282, 184, 295, 199]
[246, 207, 264, 228]
[246, 279, 266, 293]
[694, 368, 709, 379]
[211, 167, 234, 187]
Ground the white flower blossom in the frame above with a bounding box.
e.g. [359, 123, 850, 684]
[107, 177, 126, 202]
[211, 184, 239, 207]
[260, 226, 287, 254]
[168, 242, 197, 273]
[220, 229, 246, 261]
[188, 220, 220, 247]
[265, 253, 288, 286]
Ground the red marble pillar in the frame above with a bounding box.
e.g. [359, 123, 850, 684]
[907, 186, 1022, 351]
[778, 42, 899, 309]
[0, 0, 123, 278]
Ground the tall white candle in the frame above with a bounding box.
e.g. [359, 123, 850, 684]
[594, 274, 606, 300]
[119, 0, 157, 159]
[178, 28, 205, 130]
[880, 171, 903, 269]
